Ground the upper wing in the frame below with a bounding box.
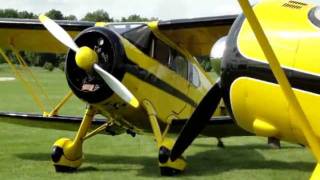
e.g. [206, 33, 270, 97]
[0, 18, 94, 53]
[0, 15, 236, 55]
[157, 15, 237, 56]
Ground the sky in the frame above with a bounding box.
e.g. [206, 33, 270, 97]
[0, 0, 319, 20]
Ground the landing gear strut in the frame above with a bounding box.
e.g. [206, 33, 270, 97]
[51, 106, 97, 172]
[142, 100, 187, 176]
[158, 139, 187, 176]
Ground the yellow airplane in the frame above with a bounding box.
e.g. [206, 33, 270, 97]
[169, 0, 320, 179]
[0, 0, 319, 178]
[0, 3, 243, 176]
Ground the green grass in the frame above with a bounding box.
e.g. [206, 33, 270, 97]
[0, 64, 316, 179]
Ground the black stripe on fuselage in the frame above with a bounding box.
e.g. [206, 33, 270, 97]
[230, 60, 320, 94]
[221, 15, 320, 116]
[123, 60, 198, 107]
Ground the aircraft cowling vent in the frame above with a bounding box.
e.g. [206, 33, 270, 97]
[65, 27, 127, 104]
[282, 1, 307, 9]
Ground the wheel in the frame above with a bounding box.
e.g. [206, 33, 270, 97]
[54, 165, 77, 173]
[160, 167, 182, 176]
[217, 138, 225, 148]
[158, 146, 170, 163]
[51, 146, 63, 163]
[268, 137, 281, 149]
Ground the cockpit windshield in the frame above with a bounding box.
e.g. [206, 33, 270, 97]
[107, 23, 145, 34]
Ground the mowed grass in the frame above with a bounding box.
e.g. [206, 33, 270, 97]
[0, 64, 316, 180]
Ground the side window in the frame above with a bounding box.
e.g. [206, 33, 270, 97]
[189, 65, 200, 87]
[152, 38, 188, 80]
[154, 39, 170, 65]
[169, 50, 188, 80]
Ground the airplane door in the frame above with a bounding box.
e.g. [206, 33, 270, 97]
[150, 38, 190, 121]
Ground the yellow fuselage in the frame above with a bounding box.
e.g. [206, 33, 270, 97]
[222, 0, 320, 145]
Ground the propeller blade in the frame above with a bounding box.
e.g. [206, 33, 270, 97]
[93, 64, 139, 108]
[170, 80, 222, 161]
[39, 14, 80, 52]
[39, 15, 139, 109]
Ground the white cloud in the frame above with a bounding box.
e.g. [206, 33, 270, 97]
[0, 0, 243, 20]
[0, 0, 318, 20]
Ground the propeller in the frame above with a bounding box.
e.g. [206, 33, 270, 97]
[170, 80, 222, 161]
[39, 15, 139, 108]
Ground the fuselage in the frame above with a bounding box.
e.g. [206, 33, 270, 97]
[222, 0, 320, 144]
[65, 21, 234, 135]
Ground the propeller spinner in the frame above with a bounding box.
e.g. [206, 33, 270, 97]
[39, 15, 139, 108]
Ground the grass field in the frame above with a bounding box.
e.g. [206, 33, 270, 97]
[0, 65, 316, 180]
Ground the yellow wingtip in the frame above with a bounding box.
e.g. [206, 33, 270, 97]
[129, 98, 139, 108]
[39, 14, 48, 22]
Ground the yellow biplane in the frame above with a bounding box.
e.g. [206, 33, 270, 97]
[0, 0, 320, 179]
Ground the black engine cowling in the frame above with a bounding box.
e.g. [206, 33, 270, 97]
[65, 27, 127, 104]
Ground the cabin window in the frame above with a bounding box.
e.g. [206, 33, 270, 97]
[152, 38, 189, 80]
[189, 65, 200, 87]
[153, 39, 170, 65]
[122, 25, 152, 54]
[169, 50, 188, 80]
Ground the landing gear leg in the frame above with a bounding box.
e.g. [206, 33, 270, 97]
[268, 137, 281, 149]
[51, 106, 96, 172]
[142, 100, 186, 176]
[217, 138, 225, 148]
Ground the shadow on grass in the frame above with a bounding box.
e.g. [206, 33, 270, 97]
[194, 143, 303, 150]
[16, 144, 314, 177]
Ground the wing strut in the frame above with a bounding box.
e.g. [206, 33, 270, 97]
[0, 48, 47, 112]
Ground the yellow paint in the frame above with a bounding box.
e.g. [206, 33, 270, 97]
[95, 22, 108, 27]
[158, 138, 187, 171]
[120, 37, 191, 122]
[52, 138, 82, 168]
[311, 163, 320, 180]
[142, 100, 163, 147]
[153, 22, 231, 57]
[39, 14, 47, 22]
[73, 106, 96, 144]
[229, 75, 320, 148]
[51, 106, 97, 169]
[295, 37, 320, 76]
[48, 91, 73, 117]
[238, 0, 313, 68]
[230, 77, 301, 143]
[129, 98, 139, 108]
[158, 157, 186, 171]
[75, 46, 98, 71]
[0, 28, 79, 53]
[253, 119, 278, 137]
[238, 0, 320, 162]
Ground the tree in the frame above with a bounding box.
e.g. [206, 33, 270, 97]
[82, 10, 113, 22]
[65, 15, 77, 21]
[18, 11, 36, 19]
[0, 9, 19, 18]
[121, 14, 158, 22]
[45, 9, 64, 20]
[121, 14, 148, 22]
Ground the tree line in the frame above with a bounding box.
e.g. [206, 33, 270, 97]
[0, 9, 158, 71]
